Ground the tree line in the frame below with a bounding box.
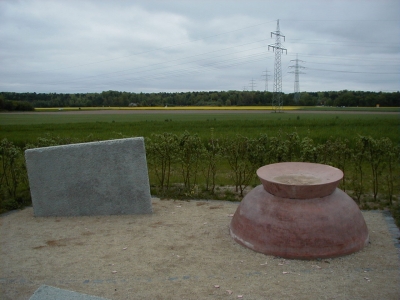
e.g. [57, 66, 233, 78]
[0, 90, 399, 111]
[0, 96, 34, 111]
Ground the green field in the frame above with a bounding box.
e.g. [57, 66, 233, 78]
[1, 111, 399, 147]
[1, 109, 399, 222]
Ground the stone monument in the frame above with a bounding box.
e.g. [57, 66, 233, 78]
[25, 137, 152, 217]
[230, 162, 369, 259]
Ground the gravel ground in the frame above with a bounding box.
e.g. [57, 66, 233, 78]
[1, 199, 399, 300]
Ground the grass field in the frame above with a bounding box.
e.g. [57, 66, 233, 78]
[0, 109, 398, 148]
[0, 108, 399, 221]
[34, 106, 303, 111]
[32, 106, 400, 112]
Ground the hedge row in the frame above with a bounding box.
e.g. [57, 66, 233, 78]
[1, 133, 399, 224]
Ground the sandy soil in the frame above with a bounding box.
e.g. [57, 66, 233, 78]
[1, 199, 399, 300]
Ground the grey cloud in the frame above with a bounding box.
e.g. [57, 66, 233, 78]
[0, 0, 399, 93]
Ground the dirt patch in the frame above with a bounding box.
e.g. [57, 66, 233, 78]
[0, 199, 399, 300]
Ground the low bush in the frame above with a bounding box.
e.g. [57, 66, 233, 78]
[1, 134, 399, 228]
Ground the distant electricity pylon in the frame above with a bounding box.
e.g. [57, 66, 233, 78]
[289, 54, 306, 103]
[249, 78, 256, 91]
[268, 19, 287, 112]
[261, 68, 271, 92]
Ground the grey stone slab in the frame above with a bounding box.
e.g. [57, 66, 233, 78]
[29, 285, 110, 300]
[25, 137, 152, 217]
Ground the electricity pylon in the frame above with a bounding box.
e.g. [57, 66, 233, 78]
[249, 78, 256, 91]
[268, 19, 287, 112]
[289, 54, 305, 103]
[261, 68, 271, 92]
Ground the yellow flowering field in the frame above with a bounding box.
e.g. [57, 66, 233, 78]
[35, 106, 303, 112]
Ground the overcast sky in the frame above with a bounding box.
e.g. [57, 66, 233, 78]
[1, 0, 399, 94]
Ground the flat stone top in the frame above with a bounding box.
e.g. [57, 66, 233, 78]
[25, 137, 144, 153]
[272, 174, 322, 185]
[257, 162, 343, 186]
[257, 162, 344, 198]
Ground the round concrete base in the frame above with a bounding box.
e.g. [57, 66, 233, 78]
[230, 185, 369, 259]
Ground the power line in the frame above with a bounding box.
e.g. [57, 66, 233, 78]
[46, 40, 272, 86]
[281, 19, 400, 22]
[307, 68, 399, 74]
[49, 48, 274, 87]
[35, 23, 398, 90]
[23, 21, 277, 75]
[286, 52, 400, 63]
[29, 18, 397, 92]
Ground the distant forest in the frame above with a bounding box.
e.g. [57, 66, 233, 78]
[0, 90, 399, 111]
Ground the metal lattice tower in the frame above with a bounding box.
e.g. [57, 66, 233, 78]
[289, 54, 305, 103]
[249, 78, 256, 91]
[261, 68, 271, 92]
[268, 19, 287, 112]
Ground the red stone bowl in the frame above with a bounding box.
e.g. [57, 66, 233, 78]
[230, 185, 369, 259]
[257, 162, 343, 199]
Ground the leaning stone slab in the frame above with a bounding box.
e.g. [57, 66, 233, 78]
[29, 285, 110, 300]
[25, 138, 152, 217]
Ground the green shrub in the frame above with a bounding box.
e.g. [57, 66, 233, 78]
[1, 131, 399, 227]
[0, 139, 30, 212]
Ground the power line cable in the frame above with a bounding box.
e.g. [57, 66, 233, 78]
[47, 39, 269, 82]
[23, 20, 277, 75]
[308, 68, 399, 74]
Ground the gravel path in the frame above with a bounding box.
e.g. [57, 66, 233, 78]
[1, 199, 399, 300]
